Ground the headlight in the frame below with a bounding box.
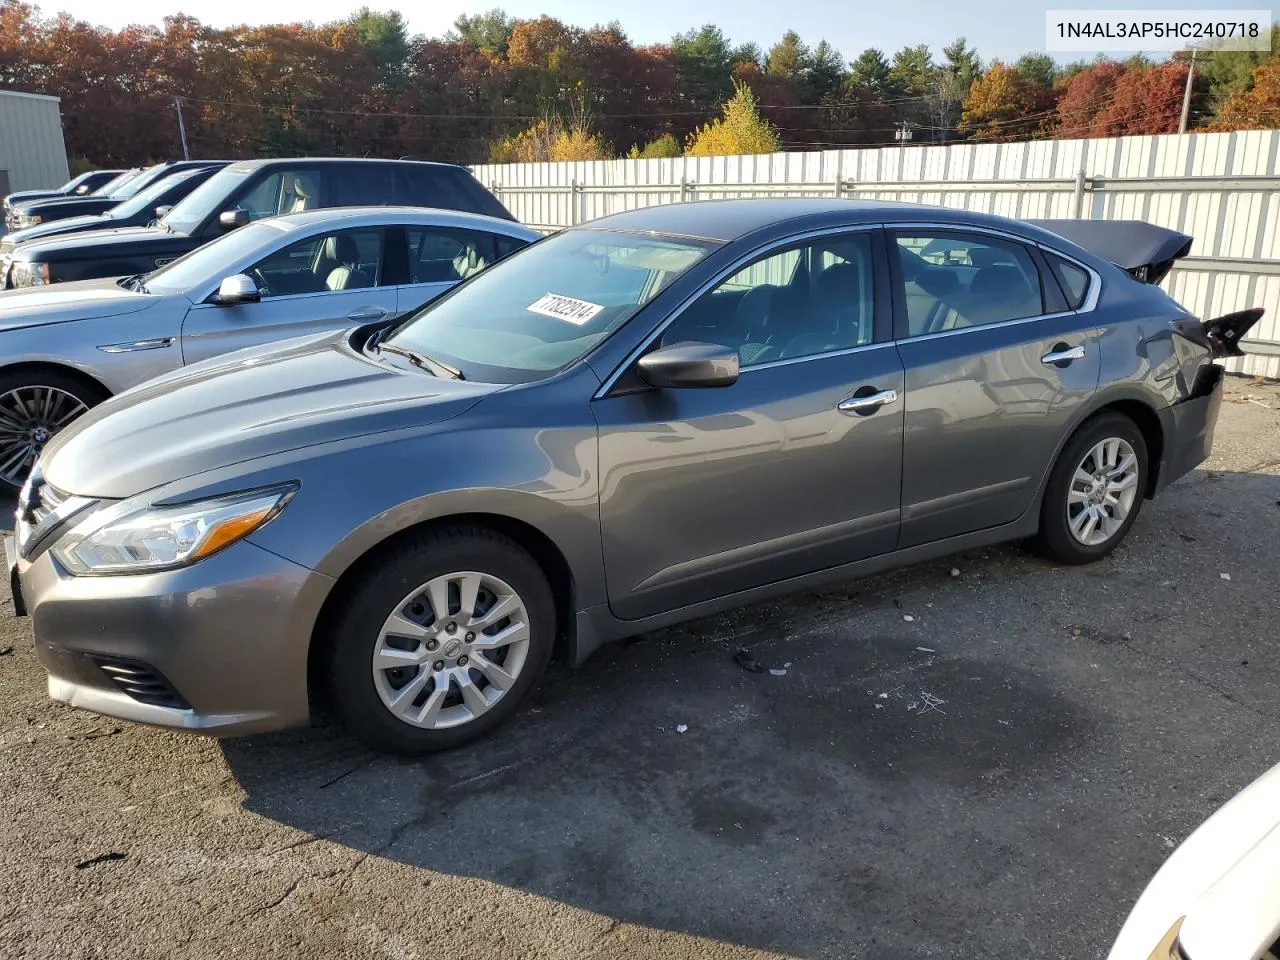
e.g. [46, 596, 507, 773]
[51, 484, 297, 576]
[10, 261, 51, 287]
[18, 213, 41, 226]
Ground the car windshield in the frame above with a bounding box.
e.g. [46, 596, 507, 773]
[143, 220, 288, 295]
[109, 166, 164, 200]
[385, 229, 717, 383]
[92, 170, 140, 197]
[160, 167, 252, 236]
[107, 171, 196, 221]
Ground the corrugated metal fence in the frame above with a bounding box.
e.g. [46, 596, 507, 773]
[473, 129, 1280, 379]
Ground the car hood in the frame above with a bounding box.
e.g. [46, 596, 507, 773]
[41, 330, 501, 499]
[1, 213, 113, 249]
[20, 196, 117, 218]
[1107, 761, 1280, 960]
[14, 224, 192, 263]
[0, 277, 158, 331]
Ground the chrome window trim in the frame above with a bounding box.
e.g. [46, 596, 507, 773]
[593, 223, 884, 399]
[900, 309, 1082, 344]
[1035, 243, 1102, 314]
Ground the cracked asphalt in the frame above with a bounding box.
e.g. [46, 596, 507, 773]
[2, 377, 1279, 960]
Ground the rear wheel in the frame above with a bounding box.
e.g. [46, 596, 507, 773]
[1033, 412, 1148, 564]
[0, 369, 107, 487]
[326, 526, 556, 755]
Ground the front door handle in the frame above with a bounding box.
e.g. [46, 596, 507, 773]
[1041, 344, 1086, 367]
[838, 389, 898, 416]
[347, 307, 389, 322]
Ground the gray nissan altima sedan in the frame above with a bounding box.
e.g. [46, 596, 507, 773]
[5, 199, 1262, 754]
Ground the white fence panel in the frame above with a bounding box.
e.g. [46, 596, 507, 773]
[473, 130, 1280, 378]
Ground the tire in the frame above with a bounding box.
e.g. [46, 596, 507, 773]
[0, 368, 108, 488]
[326, 526, 556, 755]
[1033, 412, 1149, 565]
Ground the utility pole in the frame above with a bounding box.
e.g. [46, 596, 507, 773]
[1178, 50, 1198, 135]
[174, 97, 190, 160]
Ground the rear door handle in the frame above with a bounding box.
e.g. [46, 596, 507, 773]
[1041, 344, 1085, 366]
[838, 389, 898, 416]
[347, 307, 389, 322]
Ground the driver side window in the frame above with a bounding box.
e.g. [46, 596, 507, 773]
[247, 228, 385, 298]
[661, 233, 876, 367]
[228, 170, 328, 224]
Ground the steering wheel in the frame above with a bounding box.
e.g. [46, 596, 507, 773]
[249, 268, 271, 298]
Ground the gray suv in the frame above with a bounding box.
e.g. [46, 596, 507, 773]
[6, 199, 1260, 754]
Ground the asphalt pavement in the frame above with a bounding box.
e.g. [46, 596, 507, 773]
[2, 377, 1279, 960]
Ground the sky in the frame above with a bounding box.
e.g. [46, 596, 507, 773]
[29, 0, 1249, 62]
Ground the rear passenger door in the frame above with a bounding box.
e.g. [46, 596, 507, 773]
[392, 227, 528, 314]
[891, 229, 1101, 547]
[180, 226, 396, 365]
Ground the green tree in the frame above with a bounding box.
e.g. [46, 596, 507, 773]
[889, 44, 934, 94]
[766, 30, 808, 78]
[849, 47, 894, 98]
[347, 8, 409, 89]
[807, 40, 846, 102]
[671, 24, 734, 112]
[449, 9, 514, 57]
[627, 132, 681, 158]
[730, 41, 763, 69]
[1014, 53, 1056, 87]
[686, 80, 781, 155]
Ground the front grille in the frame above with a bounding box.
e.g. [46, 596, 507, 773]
[91, 657, 191, 710]
[24, 479, 67, 529]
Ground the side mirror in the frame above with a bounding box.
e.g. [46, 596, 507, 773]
[154, 205, 172, 220]
[637, 342, 739, 389]
[218, 208, 250, 231]
[213, 274, 260, 306]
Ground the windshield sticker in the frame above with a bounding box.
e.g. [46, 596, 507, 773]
[528, 293, 604, 325]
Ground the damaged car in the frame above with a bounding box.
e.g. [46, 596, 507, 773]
[5, 199, 1262, 754]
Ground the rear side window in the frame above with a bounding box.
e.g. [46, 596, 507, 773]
[393, 166, 511, 219]
[893, 232, 1045, 337]
[1046, 253, 1091, 310]
[405, 228, 527, 283]
[331, 166, 395, 206]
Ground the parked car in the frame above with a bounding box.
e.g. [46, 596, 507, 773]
[1107, 761, 1280, 960]
[0, 206, 536, 485]
[0, 164, 227, 254]
[4, 161, 222, 231]
[5, 170, 138, 228]
[2, 169, 125, 213]
[6, 199, 1261, 754]
[2, 157, 514, 289]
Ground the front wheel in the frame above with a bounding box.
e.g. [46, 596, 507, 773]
[326, 527, 556, 754]
[1033, 413, 1148, 564]
[0, 369, 107, 487]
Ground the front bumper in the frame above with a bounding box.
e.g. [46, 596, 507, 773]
[11, 538, 334, 736]
[1153, 364, 1225, 496]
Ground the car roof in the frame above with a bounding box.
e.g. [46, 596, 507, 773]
[222, 157, 470, 174]
[580, 198, 1062, 244]
[265, 205, 540, 238]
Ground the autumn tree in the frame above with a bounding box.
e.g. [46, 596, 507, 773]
[686, 80, 781, 156]
[627, 133, 681, 158]
[1089, 61, 1189, 136]
[1054, 60, 1127, 137]
[961, 59, 1056, 141]
[1210, 61, 1280, 129]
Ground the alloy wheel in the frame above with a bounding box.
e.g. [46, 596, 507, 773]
[1066, 437, 1140, 546]
[371, 570, 532, 730]
[0, 386, 88, 487]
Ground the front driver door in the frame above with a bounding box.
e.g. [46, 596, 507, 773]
[180, 226, 396, 365]
[593, 228, 906, 621]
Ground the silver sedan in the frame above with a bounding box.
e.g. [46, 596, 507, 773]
[0, 206, 539, 484]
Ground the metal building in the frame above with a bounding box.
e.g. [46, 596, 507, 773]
[0, 90, 70, 196]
